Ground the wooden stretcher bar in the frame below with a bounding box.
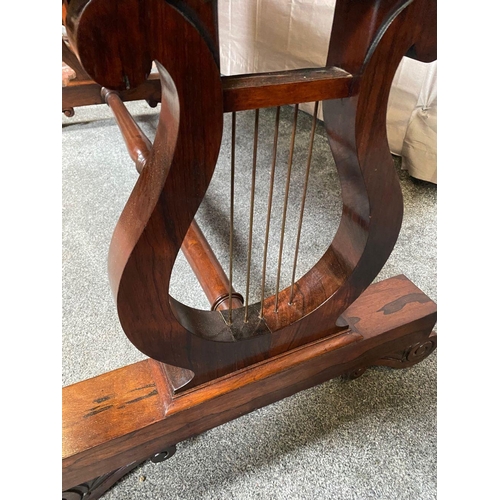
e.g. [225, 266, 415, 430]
[63, 67, 352, 115]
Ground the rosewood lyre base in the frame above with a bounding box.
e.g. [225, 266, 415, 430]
[63, 276, 436, 497]
[62, 0, 437, 498]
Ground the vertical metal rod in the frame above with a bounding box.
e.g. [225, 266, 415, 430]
[244, 109, 260, 322]
[228, 112, 236, 325]
[289, 101, 319, 304]
[274, 103, 299, 312]
[259, 106, 281, 317]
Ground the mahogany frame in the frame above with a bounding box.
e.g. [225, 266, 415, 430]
[62, 0, 437, 497]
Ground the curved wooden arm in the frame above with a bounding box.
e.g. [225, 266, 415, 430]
[65, 0, 436, 388]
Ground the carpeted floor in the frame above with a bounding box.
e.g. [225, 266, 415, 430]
[62, 100, 437, 499]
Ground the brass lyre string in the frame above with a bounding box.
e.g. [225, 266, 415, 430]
[228, 111, 236, 325]
[289, 101, 319, 304]
[244, 109, 260, 322]
[274, 103, 299, 312]
[259, 106, 281, 318]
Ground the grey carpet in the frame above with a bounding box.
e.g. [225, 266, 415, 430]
[62, 100, 437, 499]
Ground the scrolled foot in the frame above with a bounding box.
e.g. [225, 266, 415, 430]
[62, 484, 89, 500]
[151, 444, 177, 463]
[341, 367, 366, 381]
[374, 331, 437, 369]
[63, 108, 75, 117]
[62, 473, 115, 500]
[62, 460, 142, 500]
[146, 98, 159, 108]
[62, 445, 178, 499]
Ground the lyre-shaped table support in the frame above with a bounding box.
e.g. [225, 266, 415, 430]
[62, 0, 437, 497]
